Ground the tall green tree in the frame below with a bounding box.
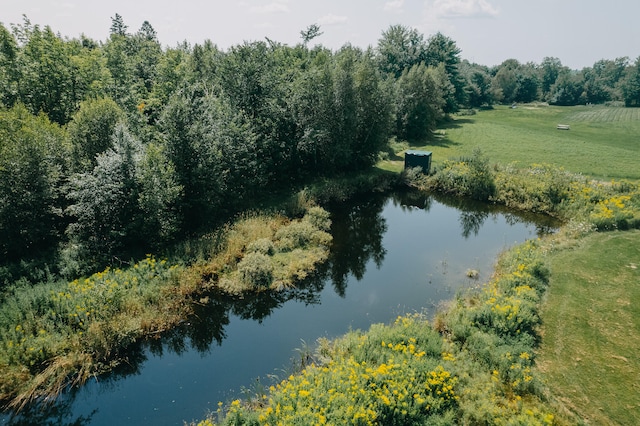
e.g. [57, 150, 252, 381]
[0, 104, 68, 261]
[539, 57, 564, 99]
[0, 23, 19, 108]
[395, 63, 444, 141]
[68, 97, 125, 172]
[376, 25, 427, 78]
[13, 20, 77, 124]
[492, 59, 520, 104]
[460, 61, 494, 107]
[351, 48, 394, 167]
[65, 123, 142, 272]
[549, 71, 584, 105]
[136, 143, 182, 248]
[425, 32, 465, 111]
[621, 57, 640, 107]
[161, 83, 259, 230]
[300, 24, 323, 45]
[515, 63, 540, 103]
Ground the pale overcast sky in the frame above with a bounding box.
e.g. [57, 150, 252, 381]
[3, 0, 639, 69]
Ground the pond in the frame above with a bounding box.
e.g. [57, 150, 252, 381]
[1, 191, 558, 426]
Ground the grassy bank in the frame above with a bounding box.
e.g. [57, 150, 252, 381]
[0, 205, 333, 411]
[538, 230, 640, 425]
[380, 104, 640, 181]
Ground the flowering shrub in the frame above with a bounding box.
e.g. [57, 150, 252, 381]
[427, 149, 495, 201]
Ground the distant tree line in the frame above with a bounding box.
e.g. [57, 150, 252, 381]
[1, 16, 639, 282]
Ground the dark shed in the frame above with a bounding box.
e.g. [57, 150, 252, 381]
[404, 150, 432, 174]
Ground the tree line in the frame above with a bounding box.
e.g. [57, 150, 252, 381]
[1, 16, 639, 284]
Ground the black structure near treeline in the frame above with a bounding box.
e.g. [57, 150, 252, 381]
[404, 150, 432, 174]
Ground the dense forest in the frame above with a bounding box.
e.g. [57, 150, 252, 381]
[1, 14, 640, 285]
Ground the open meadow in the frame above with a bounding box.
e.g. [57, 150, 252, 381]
[380, 104, 640, 181]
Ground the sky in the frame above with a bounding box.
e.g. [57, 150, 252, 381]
[3, 0, 639, 70]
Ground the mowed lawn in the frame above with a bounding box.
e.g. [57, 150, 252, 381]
[380, 104, 640, 181]
[539, 231, 640, 425]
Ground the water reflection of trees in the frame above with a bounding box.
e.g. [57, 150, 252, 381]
[326, 195, 388, 297]
[2, 394, 95, 426]
[432, 192, 560, 239]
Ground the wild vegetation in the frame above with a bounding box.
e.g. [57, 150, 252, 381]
[0, 205, 332, 410]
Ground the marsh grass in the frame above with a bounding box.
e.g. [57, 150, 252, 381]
[0, 256, 186, 409]
[211, 207, 332, 293]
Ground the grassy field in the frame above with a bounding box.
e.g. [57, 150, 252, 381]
[379, 104, 640, 181]
[538, 230, 640, 425]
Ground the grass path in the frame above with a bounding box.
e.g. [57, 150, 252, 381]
[538, 230, 640, 425]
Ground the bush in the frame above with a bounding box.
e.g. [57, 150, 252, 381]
[303, 206, 332, 232]
[236, 252, 273, 289]
[427, 149, 495, 201]
[245, 238, 275, 256]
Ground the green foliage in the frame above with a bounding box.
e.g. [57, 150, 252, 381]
[136, 142, 183, 247]
[68, 97, 125, 172]
[492, 163, 579, 215]
[64, 123, 142, 274]
[303, 206, 332, 232]
[210, 315, 459, 425]
[214, 208, 332, 293]
[376, 24, 427, 78]
[621, 56, 640, 107]
[0, 104, 68, 263]
[64, 123, 183, 274]
[237, 253, 274, 289]
[0, 256, 184, 408]
[161, 83, 260, 230]
[425, 32, 465, 112]
[395, 63, 444, 141]
[14, 22, 77, 124]
[425, 148, 495, 201]
[246, 238, 275, 256]
[0, 23, 19, 107]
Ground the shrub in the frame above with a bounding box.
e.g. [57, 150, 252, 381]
[427, 149, 495, 201]
[236, 252, 273, 289]
[303, 206, 332, 232]
[245, 238, 275, 256]
[274, 221, 331, 252]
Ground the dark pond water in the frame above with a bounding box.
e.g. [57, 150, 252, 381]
[1, 191, 558, 426]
